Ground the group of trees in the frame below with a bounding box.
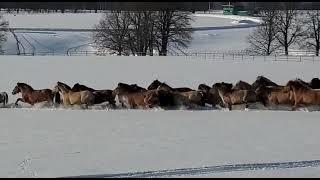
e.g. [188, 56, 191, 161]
[0, 14, 8, 54]
[93, 10, 193, 56]
[247, 3, 320, 56]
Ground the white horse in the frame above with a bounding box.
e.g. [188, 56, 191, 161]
[0, 92, 8, 107]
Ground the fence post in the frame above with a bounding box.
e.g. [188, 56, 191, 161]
[252, 55, 254, 61]
[233, 54, 234, 61]
[222, 53, 224, 60]
[86, 51, 87, 56]
[287, 55, 288, 61]
[242, 54, 243, 61]
[275, 54, 276, 61]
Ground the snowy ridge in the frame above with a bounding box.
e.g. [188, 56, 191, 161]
[61, 159, 320, 178]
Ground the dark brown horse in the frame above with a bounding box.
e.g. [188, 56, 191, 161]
[156, 82, 205, 107]
[12, 82, 54, 106]
[198, 83, 224, 107]
[251, 76, 279, 91]
[148, 79, 193, 92]
[310, 78, 320, 89]
[286, 80, 320, 110]
[72, 83, 116, 106]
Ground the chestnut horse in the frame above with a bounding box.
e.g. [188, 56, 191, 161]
[113, 82, 160, 109]
[286, 80, 320, 110]
[12, 82, 54, 106]
[53, 81, 95, 107]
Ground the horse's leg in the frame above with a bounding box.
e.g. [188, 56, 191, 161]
[15, 98, 24, 106]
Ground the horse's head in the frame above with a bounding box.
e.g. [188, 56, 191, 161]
[130, 84, 146, 92]
[214, 82, 232, 93]
[57, 81, 71, 90]
[148, 79, 162, 90]
[12, 84, 21, 95]
[198, 84, 210, 93]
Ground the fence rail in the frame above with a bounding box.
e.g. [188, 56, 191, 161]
[1, 50, 320, 62]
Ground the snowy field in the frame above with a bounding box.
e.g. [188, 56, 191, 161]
[1, 56, 320, 177]
[1, 12, 259, 55]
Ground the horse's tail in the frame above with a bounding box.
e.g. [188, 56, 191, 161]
[5, 92, 8, 105]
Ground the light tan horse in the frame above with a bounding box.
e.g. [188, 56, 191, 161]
[215, 82, 257, 110]
[286, 80, 320, 110]
[255, 85, 293, 107]
[53, 81, 95, 107]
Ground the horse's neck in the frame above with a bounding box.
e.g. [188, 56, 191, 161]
[21, 88, 33, 95]
[59, 86, 71, 94]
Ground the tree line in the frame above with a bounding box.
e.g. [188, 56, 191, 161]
[248, 3, 320, 56]
[93, 10, 193, 56]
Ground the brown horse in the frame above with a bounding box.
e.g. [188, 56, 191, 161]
[156, 82, 205, 107]
[198, 83, 224, 108]
[233, 80, 254, 91]
[53, 81, 95, 107]
[72, 83, 116, 107]
[148, 79, 193, 92]
[12, 82, 54, 106]
[255, 85, 293, 107]
[286, 80, 320, 110]
[113, 83, 160, 109]
[215, 82, 257, 110]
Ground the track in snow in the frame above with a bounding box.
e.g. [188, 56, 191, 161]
[60, 159, 320, 178]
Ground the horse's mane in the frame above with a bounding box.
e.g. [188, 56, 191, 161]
[73, 83, 95, 91]
[57, 81, 71, 90]
[17, 82, 33, 90]
[287, 80, 311, 90]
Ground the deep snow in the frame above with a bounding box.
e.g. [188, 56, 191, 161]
[0, 56, 320, 177]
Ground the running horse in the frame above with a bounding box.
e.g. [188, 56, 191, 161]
[12, 82, 54, 106]
[53, 81, 95, 107]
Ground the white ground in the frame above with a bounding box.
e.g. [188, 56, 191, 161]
[0, 56, 320, 177]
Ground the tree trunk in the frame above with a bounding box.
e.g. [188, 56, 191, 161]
[316, 43, 319, 56]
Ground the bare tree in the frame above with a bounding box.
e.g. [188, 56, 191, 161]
[247, 10, 278, 55]
[274, 3, 304, 55]
[303, 10, 320, 56]
[94, 10, 193, 56]
[93, 11, 131, 55]
[126, 11, 155, 56]
[0, 15, 9, 54]
[154, 10, 193, 56]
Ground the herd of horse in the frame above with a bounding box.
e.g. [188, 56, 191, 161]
[1, 76, 320, 111]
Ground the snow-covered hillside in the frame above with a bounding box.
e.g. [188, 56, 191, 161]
[0, 56, 320, 177]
